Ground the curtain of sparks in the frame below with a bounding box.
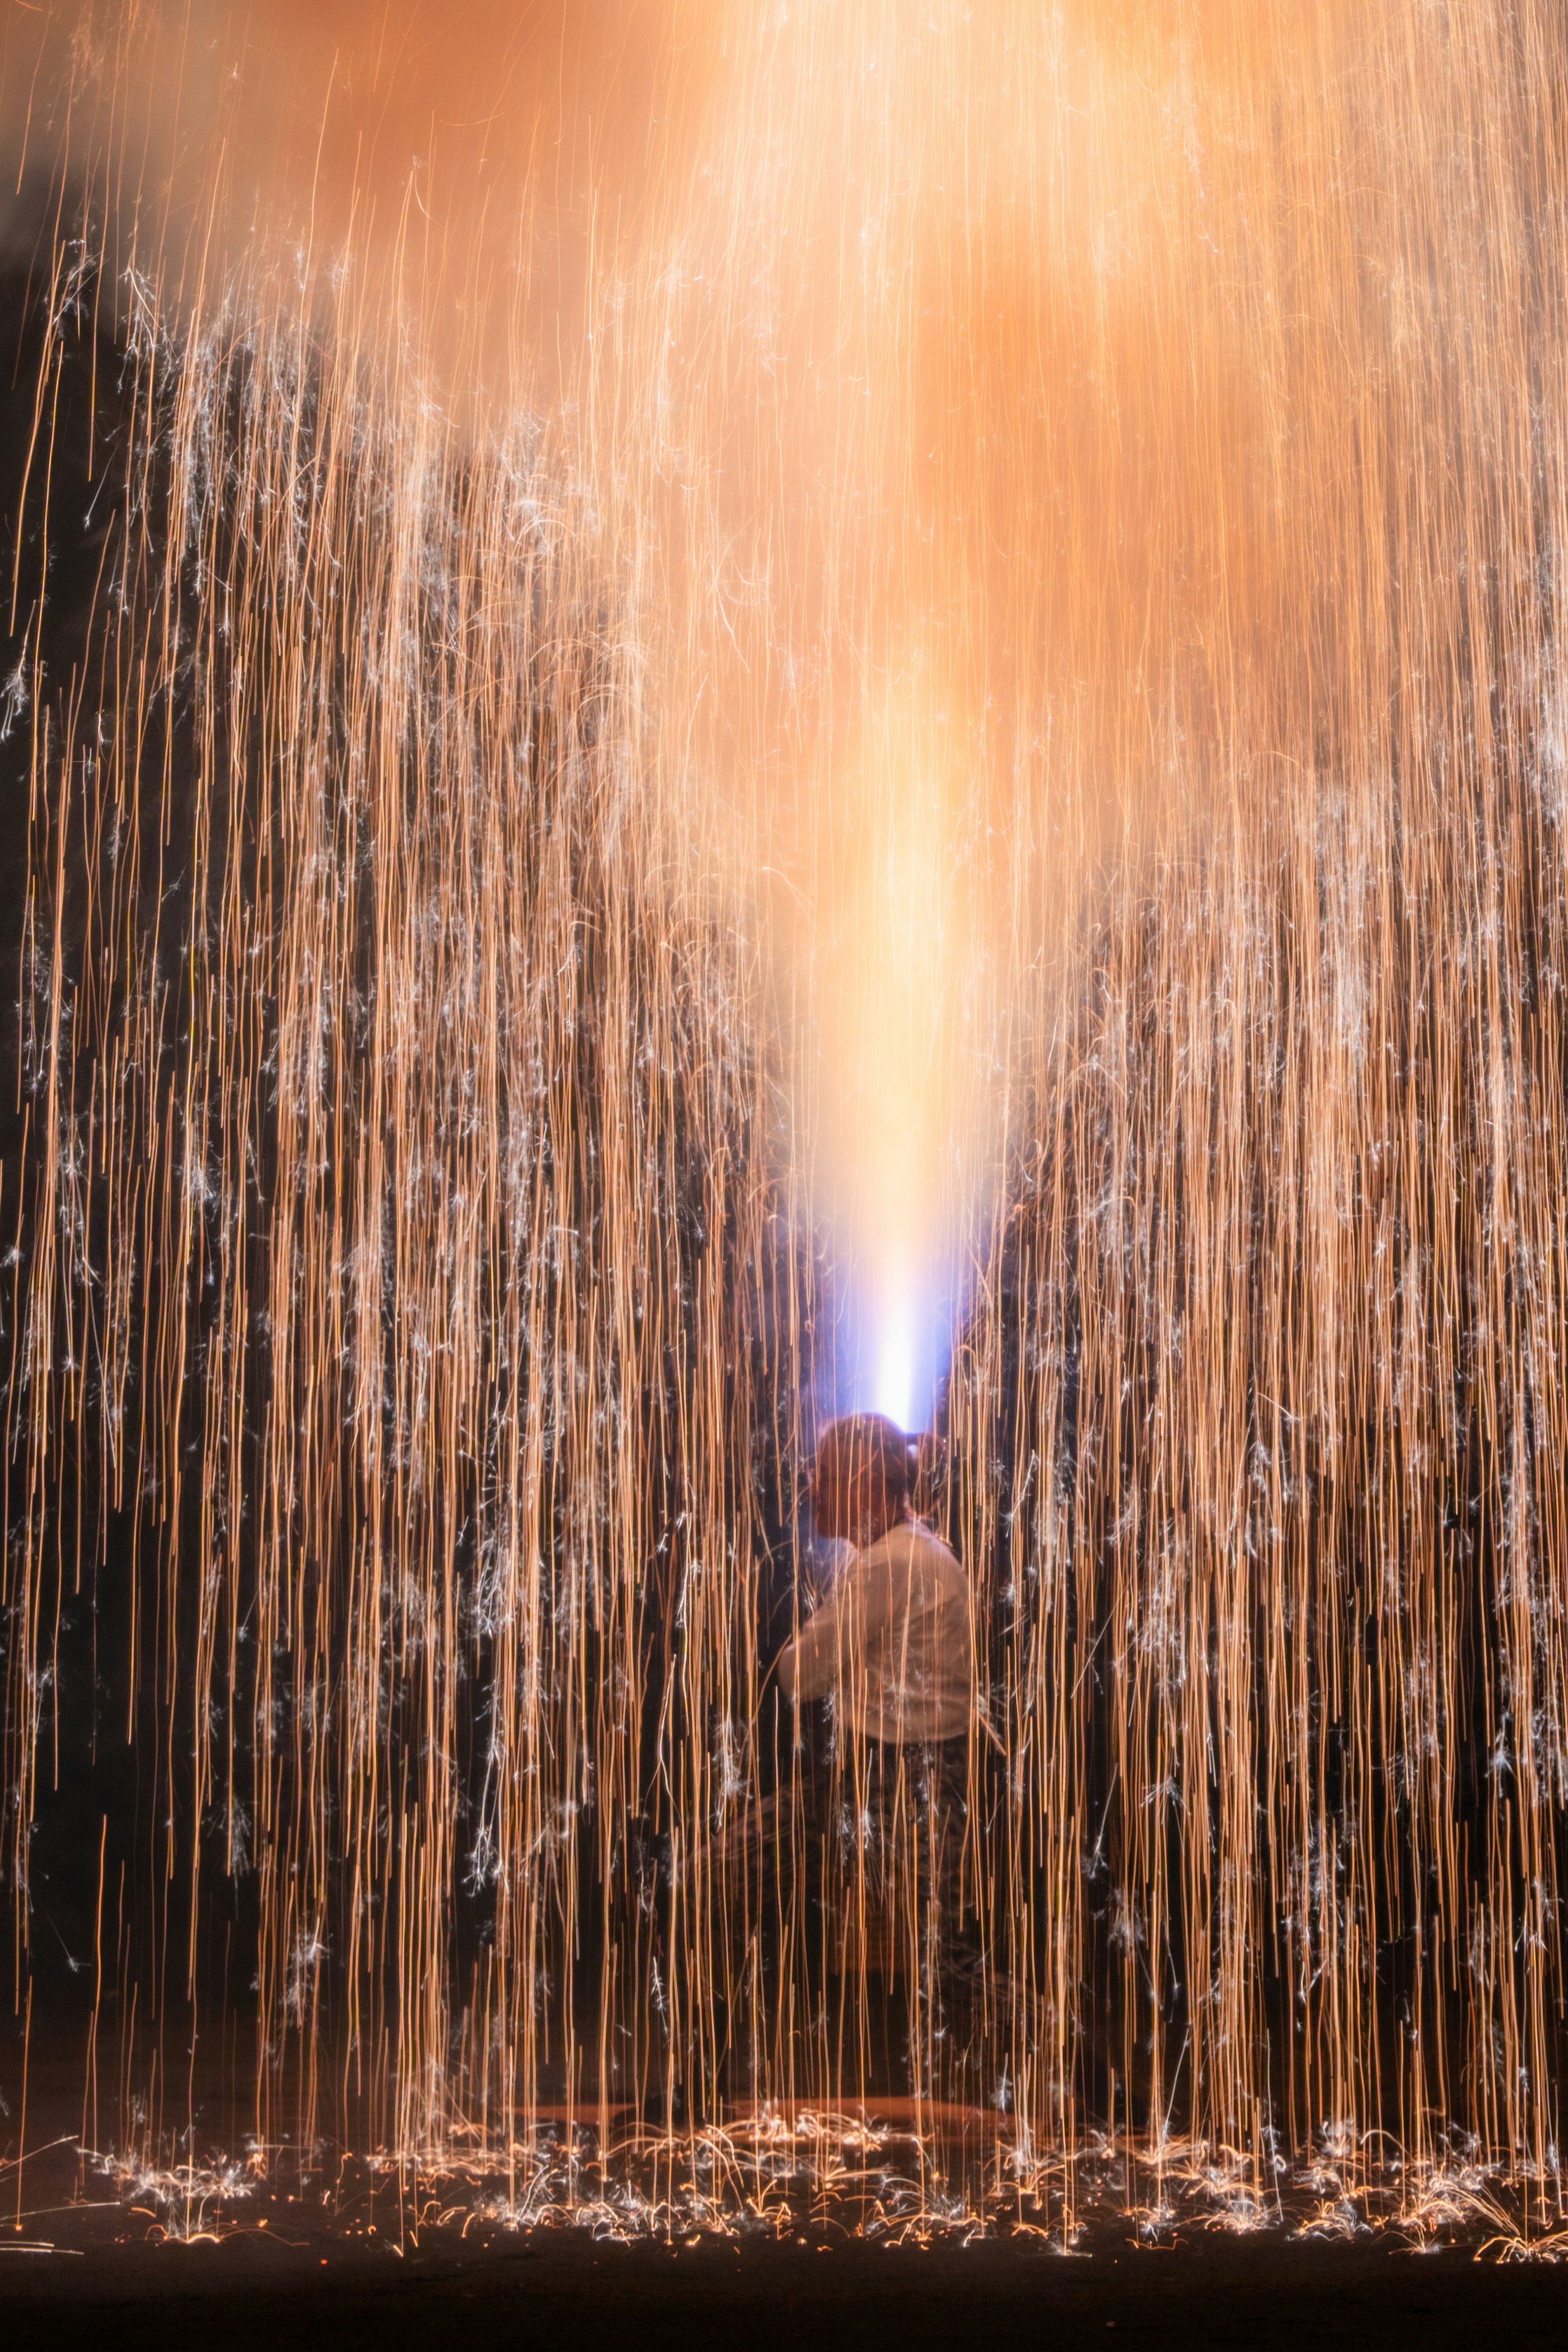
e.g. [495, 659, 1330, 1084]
[5, 0, 1568, 2232]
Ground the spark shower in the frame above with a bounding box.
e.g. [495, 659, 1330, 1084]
[4, 0, 1568, 2241]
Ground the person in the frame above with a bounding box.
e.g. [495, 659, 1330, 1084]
[776, 1413, 973, 1747]
[774, 1413, 976, 1986]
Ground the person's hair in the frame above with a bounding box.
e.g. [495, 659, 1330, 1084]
[816, 1412, 914, 1501]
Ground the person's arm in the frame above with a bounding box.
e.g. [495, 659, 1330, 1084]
[776, 1542, 907, 1704]
[775, 1578, 842, 1704]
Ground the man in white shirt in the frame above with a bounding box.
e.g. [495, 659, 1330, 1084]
[774, 1413, 976, 1983]
[775, 1415, 974, 1745]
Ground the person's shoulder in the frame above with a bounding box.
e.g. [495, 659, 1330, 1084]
[896, 1519, 965, 1581]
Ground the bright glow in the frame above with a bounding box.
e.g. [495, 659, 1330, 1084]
[856, 1250, 952, 1435]
[820, 662, 978, 1445]
[871, 1286, 917, 1432]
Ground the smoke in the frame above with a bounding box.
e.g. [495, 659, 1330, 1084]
[12, 0, 1559, 1443]
[5, 1, 1459, 1433]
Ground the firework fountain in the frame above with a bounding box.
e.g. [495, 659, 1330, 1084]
[4, 0, 1568, 2250]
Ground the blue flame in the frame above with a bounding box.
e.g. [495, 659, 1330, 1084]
[847, 1263, 951, 1435]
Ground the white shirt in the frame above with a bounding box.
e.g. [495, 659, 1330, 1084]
[775, 1518, 975, 1746]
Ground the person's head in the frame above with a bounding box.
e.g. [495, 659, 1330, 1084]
[807, 1414, 915, 1547]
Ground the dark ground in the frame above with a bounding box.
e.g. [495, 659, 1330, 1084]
[2, 2228, 1566, 2352]
[4, 2043, 1567, 2349]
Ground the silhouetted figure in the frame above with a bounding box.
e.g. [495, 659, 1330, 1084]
[775, 1414, 975, 2047]
[777, 1413, 973, 1742]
